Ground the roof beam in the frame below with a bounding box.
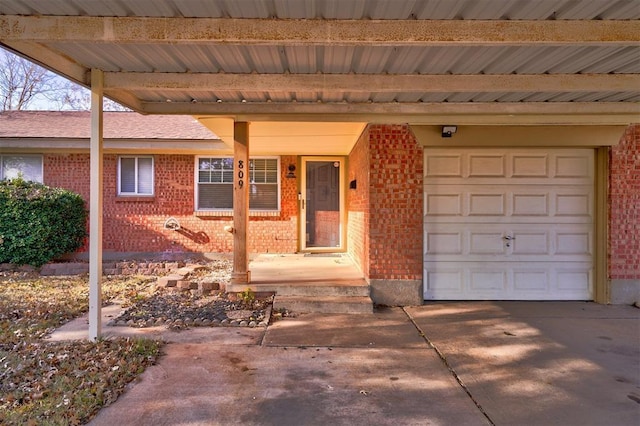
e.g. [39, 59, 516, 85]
[1, 16, 638, 46]
[105, 72, 640, 94]
[140, 101, 640, 125]
[1, 41, 89, 85]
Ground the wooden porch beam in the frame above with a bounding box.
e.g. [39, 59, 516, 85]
[1, 16, 638, 46]
[105, 72, 640, 94]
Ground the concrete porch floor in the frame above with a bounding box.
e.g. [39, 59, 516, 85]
[227, 253, 368, 293]
[231, 253, 373, 314]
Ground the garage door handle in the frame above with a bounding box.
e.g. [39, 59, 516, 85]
[503, 235, 515, 248]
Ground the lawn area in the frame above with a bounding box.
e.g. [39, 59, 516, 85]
[0, 274, 162, 425]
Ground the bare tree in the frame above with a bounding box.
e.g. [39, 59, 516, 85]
[56, 80, 131, 112]
[0, 49, 61, 111]
[0, 48, 130, 111]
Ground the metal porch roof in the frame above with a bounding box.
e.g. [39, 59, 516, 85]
[0, 0, 638, 125]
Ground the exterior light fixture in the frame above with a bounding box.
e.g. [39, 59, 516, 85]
[442, 125, 457, 138]
[286, 164, 296, 178]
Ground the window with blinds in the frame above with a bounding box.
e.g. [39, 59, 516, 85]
[197, 157, 280, 211]
[0, 155, 43, 183]
[118, 156, 154, 196]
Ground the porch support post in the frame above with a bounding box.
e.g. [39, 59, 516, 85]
[88, 68, 104, 340]
[231, 121, 250, 284]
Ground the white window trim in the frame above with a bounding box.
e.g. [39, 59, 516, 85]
[117, 155, 154, 196]
[195, 155, 281, 213]
[0, 154, 44, 183]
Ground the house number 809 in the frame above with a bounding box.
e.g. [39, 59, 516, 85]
[238, 160, 244, 188]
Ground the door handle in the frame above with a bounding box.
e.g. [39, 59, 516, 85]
[301, 199, 305, 209]
[503, 235, 515, 248]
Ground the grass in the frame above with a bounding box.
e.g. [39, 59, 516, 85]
[0, 274, 162, 425]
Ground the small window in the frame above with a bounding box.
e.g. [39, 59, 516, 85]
[118, 156, 154, 196]
[0, 155, 43, 183]
[196, 156, 279, 211]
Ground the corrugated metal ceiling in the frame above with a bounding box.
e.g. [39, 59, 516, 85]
[49, 43, 638, 75]
[2, 0, 639, 19]
[0, 0, 638, 117]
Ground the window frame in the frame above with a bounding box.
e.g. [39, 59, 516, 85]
[195, 155, 281, 213]
[117, 155, 155, 196]
[0, 154, 44, 183]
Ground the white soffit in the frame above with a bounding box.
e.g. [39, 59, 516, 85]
[196, 118, 367, 155]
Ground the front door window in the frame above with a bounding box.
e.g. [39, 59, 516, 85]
[301, 157, 344, 251]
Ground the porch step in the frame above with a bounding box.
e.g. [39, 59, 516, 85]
[273, 295, 373, 314]
[227, 281, 369, 297]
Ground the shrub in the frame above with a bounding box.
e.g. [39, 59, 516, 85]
[0, 178, 87, 267]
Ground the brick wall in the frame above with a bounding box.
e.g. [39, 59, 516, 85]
[609, 124, 640, 280]
[43, 153, 298, 255]
[347, 127, 370, 276]
[367, 125, 424, 281]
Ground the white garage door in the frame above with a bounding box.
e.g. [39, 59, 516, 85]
[424, 148, 594, 300]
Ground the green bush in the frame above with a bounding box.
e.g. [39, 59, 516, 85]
[0, 178, 88, 267]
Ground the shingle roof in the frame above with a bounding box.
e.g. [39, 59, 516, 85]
[0, 111, 218, 140]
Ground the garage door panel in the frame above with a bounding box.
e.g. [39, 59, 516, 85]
[425, 232, 462, 254]
[425, 267, 463, 293]
[555, 193, 591, 216]
[468, 154, 506, 177]
[469, 232, 506, 254]
[512, 154, 549, 177]
[556, 232, 592, 255]
[425, 185, 593, 222]
[424, 193, 462, 215]
[425, 149, 593, 185]
[424, 262, 592, 300]
[555, 154, 593, 178]
[512, 193, 549, 216]
[468, 193, 505, 215]
[425, 154, 463, 177]
[513, 270, 549, 292]
[556, 268, 592, 292]
[426, 223, 592, 261]
[424, 148, 594, 301]
[511, 232, 548, 255]
[469, 270, 507, 291]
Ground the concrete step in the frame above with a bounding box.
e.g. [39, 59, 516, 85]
[227, 281, 370, 297]
[273, 295, 373, 314]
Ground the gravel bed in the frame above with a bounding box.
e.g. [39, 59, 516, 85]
[108, 258, 273, 329]
[109, 290, 272, 329]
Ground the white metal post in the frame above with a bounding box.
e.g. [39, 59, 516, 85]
[88, 69, 104, 341]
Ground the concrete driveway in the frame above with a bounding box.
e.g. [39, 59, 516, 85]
[78, 302, 639, 426]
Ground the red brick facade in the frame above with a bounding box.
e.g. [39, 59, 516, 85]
[609, 124, 640, 280]
[347, 127, 371, 276]
[43, 153, 298, 255]
[347, 125, 423, 282]
[39, 123, 638, 292]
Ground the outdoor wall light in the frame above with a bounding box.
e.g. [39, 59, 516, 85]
[163, 217, 181, 231]
[441, 125, 458, 138]
[286, 164, 296, 178]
